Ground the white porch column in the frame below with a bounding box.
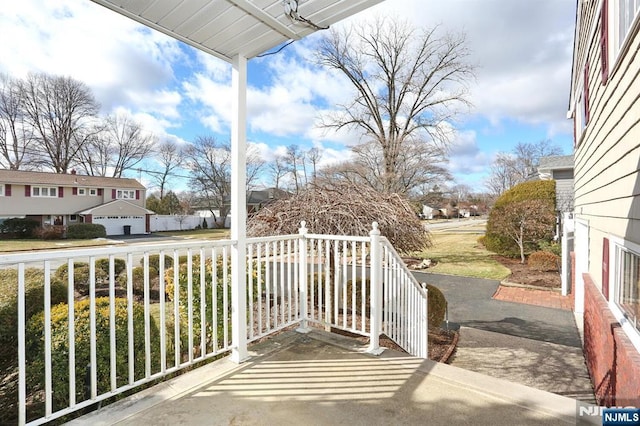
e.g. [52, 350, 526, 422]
[367, 222, 384, 355]
[297, 221, 311, 333]
[230, 53, 248, 363]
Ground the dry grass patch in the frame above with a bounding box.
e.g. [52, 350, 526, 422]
[414, 232, 510, 280]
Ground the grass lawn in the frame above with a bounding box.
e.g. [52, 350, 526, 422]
[154, 229, 230, 239]
[0, 229, 231, 253]
[415, 230, 510, 280]
[0, 238, 119, 253]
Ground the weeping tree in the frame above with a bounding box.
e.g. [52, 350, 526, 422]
[247, 181, 430, 252]
[247, 181, 429, 324]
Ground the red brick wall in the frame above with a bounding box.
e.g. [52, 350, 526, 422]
[583, 273, 640, 406]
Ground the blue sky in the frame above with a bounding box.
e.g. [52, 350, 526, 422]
[0, 0, 576, 193]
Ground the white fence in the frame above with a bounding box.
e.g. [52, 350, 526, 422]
[0, 223, 428, 425]
[149, 215, 205, 232]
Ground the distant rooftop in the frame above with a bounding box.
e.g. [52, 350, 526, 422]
[538, 155, 574, 171]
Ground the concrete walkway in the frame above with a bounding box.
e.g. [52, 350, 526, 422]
[412, 272, 595, 403]
[70, 330, 599, 426]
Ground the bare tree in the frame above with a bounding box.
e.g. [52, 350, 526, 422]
[186, 136, 231, 225]
[318, 139, 450, 195]
[306, 147, 322, 183]
[186, 135, 263, 226]
[268, 154, 288, 189]
[149, 140, 184, 199]
[490, 199, 556, 263]
[21, 73, 100, 173]
[485, 140, 563, 196]
[316, 16, 474, 193]
[0, 74, 35, 170]
[76, 113, 154, 177]
[285, 144, 303, 193]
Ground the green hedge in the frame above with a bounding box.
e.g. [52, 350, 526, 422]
[485, 180, 556, 258]
[0, 268, 68, 370]
[25, 297, 160, 411]
[66, 223, 106, 239]
[0, 218, 39, 238]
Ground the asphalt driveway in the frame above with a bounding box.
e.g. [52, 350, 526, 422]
[412, 272, 582, 348]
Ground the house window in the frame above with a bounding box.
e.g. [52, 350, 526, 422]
[89, 188, 97, 196]
[617, 0, 640, 48]
[608, 0, 640, 64]
[615, 245, 640, 331]
[32, 186, 57, 197]
[78, 188, 86, 196]
[611, 238, 640, 351]
[117, 189, 135, 200]
[69, 215, 78, 222]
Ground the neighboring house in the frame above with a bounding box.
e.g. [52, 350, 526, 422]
[246, 188, 290, 215]
[0, 169, 153, 235]
[421, 205, 437, 220]
[569, 0, 640, 406]
[538, 155, 574, 212]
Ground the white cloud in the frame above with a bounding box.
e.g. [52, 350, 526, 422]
[0, 0, 184, 116]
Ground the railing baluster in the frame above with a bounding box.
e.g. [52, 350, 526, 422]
[109, 255, 117, 391]
[200, 248, 206, 358]
[44, 260, 52, 416]
[127, 253, 134, 384]
[173, 250, 180, 368]
[212, 247, 218, 352]
[17, 263, 26, 426]
[187, 250, 193, 363]
[256, 244, 262, 336]
[265, 242, 271, 331]
[143, 252, 151, 377]
[159, 251, 166, 373]
[351, 241, 356, 331]
[248, 243, 254, 340]
[342, 241, 347, 329]
[223, 246, 229, 348]
[68, 258, 76, 408]
[89, 256, 97, 399]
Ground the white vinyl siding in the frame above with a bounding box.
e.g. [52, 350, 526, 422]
[0, 185, 3, 197]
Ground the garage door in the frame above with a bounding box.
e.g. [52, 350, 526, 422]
[92, 215, 145, 236]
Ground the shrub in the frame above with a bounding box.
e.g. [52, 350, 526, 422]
[538, 240, 562, 256]
[25, 297, 160, 411]
[144, 254, 174, 271]
[66, 223, 106, 239]
[33, 225, 66, 240]
[117, 266, 159, 295]
[485, 180, 557, 258]
[0, 268, 67, 370]
[54, 262, 107, 296]
[165, 256, 260, 355]
[528, 251, 560, 272]
[95, 257, 127, 276]
[477, 235, 486, 247]
[426, 284, 447, 329]
[0, 217, 39, 238]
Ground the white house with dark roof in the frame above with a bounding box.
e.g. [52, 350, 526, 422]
[0, 169, 153, 235]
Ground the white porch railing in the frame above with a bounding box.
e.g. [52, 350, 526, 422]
[0, 223, 428, 425]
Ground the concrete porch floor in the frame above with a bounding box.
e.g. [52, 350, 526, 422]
[69, 330, 599, 426]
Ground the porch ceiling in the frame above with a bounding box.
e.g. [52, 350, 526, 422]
[90, 0, 384, 62]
